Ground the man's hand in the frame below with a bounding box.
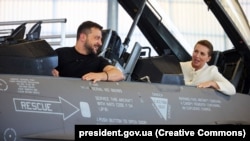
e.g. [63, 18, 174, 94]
[52, 69, 59, 77]
[82, 72, 107, 83]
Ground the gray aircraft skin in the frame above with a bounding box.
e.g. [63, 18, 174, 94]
[1, 0, 250, 141]
[0, 74, 250, 141]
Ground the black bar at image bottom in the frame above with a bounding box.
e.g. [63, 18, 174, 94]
[75, 125, 250, 140]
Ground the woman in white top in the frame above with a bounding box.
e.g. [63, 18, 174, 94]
[180, 40, 236, 95]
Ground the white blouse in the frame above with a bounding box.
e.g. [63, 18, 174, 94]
[180, 61, 236, 95]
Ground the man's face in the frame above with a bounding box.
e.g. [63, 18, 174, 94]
[84, 27, 102, 54]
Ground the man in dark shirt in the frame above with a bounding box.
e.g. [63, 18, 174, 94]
[52, 21, 124, 83]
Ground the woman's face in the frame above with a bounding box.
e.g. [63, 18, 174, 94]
[191, 43, 211, 70]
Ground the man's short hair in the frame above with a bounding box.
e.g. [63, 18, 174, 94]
[76, 21, 103, 40]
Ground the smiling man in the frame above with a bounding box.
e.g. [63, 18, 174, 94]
[52, 21, 124, 83]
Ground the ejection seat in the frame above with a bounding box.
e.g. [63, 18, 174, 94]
[98, 29, 112, 57]
[98, 29, 142, 81]
[220, 49, 244, 92]
[209, 49, 244, 92]
[0, 22, 27, 45]
[208, 50, 221, 66]
[26, 21, 42, 41]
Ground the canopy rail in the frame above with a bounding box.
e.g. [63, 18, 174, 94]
[0, 18, 67, 47]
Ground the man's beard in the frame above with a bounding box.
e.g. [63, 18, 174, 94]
[84, 42, 97, 55]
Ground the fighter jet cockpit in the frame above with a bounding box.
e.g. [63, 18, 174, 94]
[0, 0, 250, 140]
